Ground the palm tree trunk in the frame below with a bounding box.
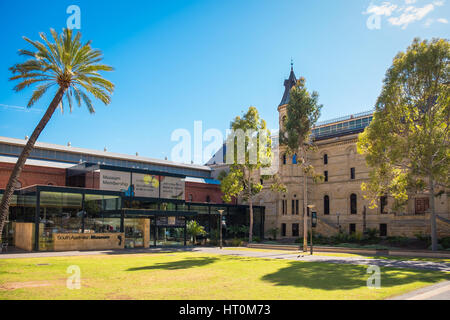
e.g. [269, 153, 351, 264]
[429, 175, 438, 251]
[0, 87, 66, 242]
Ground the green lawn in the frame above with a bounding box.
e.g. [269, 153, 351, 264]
[0, 252, 448, 300]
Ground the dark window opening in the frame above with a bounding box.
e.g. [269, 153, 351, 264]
[415, 198, 429, 214]
[296, 200, 299, 215]
[324, 195, 330, 215]
[324, 154, 328, 165]
[324, 171, 328, 182]
[350, 167, 355, 180]
[281, 223, 287, 237]
[282, 200, 288, 215]
[349, 224, 356, 234]
[380, 224, 387, 237]
[380, 196, 388, 214]
[206, 195, 211, 203]
[292, 223, 299, 237]
[350, 194, 357, 214]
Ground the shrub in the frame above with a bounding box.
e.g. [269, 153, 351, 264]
[386, 236, 410, 246]
[252, 236, 261, 243]
[231, 238, 243, 247]
[267, 228, 279, 240]
[439, 237, 450, 249]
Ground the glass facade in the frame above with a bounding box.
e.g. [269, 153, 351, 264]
[312, 116, 373, 140]
[3, 185, 264, 251]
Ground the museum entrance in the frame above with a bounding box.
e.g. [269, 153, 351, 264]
[122, 210, 195, 248]
[151, 215, 188, 247]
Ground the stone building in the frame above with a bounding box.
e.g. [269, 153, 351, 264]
[254, 67, 450, 239]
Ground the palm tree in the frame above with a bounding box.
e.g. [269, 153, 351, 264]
[0, 28, 114, 242]
[186, 220, 206, 245]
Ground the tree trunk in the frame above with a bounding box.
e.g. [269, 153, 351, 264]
[0, 87, 66, 242]
[249, 195, 253, 244]
[303, 166, 308, 252]
[429, 176, 438, 251]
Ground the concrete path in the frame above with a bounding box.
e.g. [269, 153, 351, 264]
[195, 247, 450, 272]
[1, 246, 450, 272]
[388, 281, 450, 300]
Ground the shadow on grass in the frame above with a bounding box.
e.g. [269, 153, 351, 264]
[261, 261, 448, 290]
[126, 257, 218, 271]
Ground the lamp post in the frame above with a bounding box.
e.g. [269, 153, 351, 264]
[218, 210, 224, 249]
[307, 204, 316, 255]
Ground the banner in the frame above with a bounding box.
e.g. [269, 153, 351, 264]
[160, 176, 185, 200]
[132, 173, 160, 198]
[99, 170, 131, 192]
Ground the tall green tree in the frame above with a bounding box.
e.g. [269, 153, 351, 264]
[279, 77, 323, 252]
[357, 38, 449, 251]
[221, 106, 273, 243]
[0, 28, 114, 242]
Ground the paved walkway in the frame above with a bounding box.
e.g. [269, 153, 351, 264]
[1, 247, 450, 272]
[388, 281, 450, 300]
[195, 248, 450, 272]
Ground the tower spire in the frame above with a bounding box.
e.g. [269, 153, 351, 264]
[279, 62, 297, 107]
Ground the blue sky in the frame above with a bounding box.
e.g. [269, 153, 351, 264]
[0, 0, 448, 163]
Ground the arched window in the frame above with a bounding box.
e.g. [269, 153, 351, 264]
[324, 195, 330, 215]
[282, 154, 287, 165]
[324, 154, 328, 165]
[292, 154, 297, 164]
[350, 194, 357, 214]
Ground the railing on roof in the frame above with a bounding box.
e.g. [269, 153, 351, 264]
[314, 110, 374, 128]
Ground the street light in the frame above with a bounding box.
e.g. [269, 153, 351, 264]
[218, 210, 224, 249]
[307, 204, 316, 255]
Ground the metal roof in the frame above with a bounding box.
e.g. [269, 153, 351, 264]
[0, 136, 211, 172]
[0, 155, 74, 169]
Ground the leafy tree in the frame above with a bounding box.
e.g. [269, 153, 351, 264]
[186, 220, 206, 244]
[0, 28, 114, 241]
[357, 38, 449, 251]
[221, 106, 274, 243]
[279, 77, 323, 252]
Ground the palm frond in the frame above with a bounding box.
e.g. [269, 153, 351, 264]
[10, 28, 114, 112]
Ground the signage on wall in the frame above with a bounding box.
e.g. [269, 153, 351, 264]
[132, 173, 160, 198]
[160, 176, 185, 200]
[99, 170, 131, 193]
[156, 216, 185, 227]
[99, 169, 185, 200]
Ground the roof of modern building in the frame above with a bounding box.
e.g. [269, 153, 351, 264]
[0, 155, 74, 169]
[0, 136, 211, 173]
